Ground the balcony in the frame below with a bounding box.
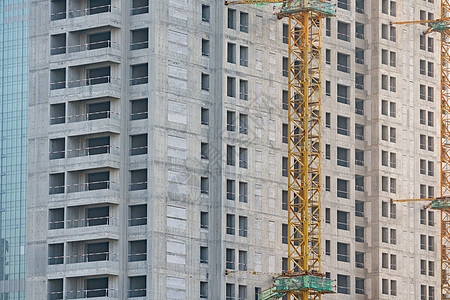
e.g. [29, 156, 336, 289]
[49, 181, 120, 207]
[51, 5, 121, 33]
[50, 145, 120, 172]
[49, 251, 119, 277]
[49, 111, 120, 137]
[64, 288, 119, 299]
[50, 41, 121, 66]
[48, 216, 119, 241]
[50, 77, 121, 102]
[67, 180, 118, 193]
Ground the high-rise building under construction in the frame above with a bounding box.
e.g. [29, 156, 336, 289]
[27, 0, 442, 299]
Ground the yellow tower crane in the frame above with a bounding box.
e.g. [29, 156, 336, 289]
[224, 1, 335, 299]
[389, 1, 450, 298]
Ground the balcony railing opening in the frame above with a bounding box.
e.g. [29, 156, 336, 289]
[130, 98, 148, 120]
[131, 28, 149, 50]
[130, 169, 147, 191]
[131, 0, 149, 15]
[129, 204, 147, 226]
[66, 75, 119, 89]
[51, 0, 66, 21]
[65, 287, 117, 299]
[66, 216, 117, 229]
[69, 2, 115, 18]
[50, 103, 66, 124]
[65, 251, 117, 265]
[129, 240, 147, 262]
[130, 64, 149, 85]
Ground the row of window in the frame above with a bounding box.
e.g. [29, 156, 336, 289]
[420, 59, 435, 77]
[326, 82, 364, 106]
[325, 115, 365, 140]
[226, 214, 248, 237]
[381, 125, 397, 143]
[50, 28, 149, 55]
[381, 23, 397, 42]
[381, 150, 397, 168]
[50, 98, 148, 125]
[381, 100, 396, 117]
[420, 184, 435, 199]
[226, 111, 249, 134]
[49, 133, 148, 160]
[420, 134, 435, 152]
[420, 34, 435, 52]
[381, 176, 397, 194]
[50, 0, 149, 19]
[325, 209, 362, 230]
[325, 145, 365, 168]
[381, 74, 397, 92]
[225, 283, 251, 300]
[324, 226, 365, 245]
[325, 176, 365, 197]
[337, 0, 366, 13]
[226, 145, 249, 168]
[381, 227, 397, 244]
[49, 170, 147, 194]
[420, 259, 435, 276]
[381, 253, 397, 270]
[381, 0, 397, 16]
[48, 240, 147, 265]
[226, 42, 249, 67]
[49, 204, 147, 230]
[381, 201, 397, 219]
[205, 264, 435, 300]
[50, 65, 148, 90]
[325, 241, 356, 264]
[419, 159, 435, 176]
[225, 248, 248, 271]
[381, 278, 397, 296]
[48, 275, 147, 299]
[325, 19, 365, 41]
[420, 234, 436, 251]
[324, 272, 366, 295]
[420, 84, 435, 102]
[326, 48, 366, 68]
[421, 285, 436, 300]
[420, 209, 435, 226]
[225, 8, 249, 32]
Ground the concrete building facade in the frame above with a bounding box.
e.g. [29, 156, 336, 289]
[27, 0, 441, 299]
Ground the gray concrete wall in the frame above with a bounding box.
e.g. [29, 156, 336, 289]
[27, 0, 442, 299]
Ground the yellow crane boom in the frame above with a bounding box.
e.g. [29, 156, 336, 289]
[224, 1, 335, 299]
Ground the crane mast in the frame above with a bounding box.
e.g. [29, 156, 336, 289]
[441, 1, 450, 296]
[225, 1, 335, 299]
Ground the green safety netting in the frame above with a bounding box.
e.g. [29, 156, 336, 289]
[258, 275, 335, 300]
[431, 21, 450, 32]
[258, 287, 285, 300]
[431, 198, 450, 209]
[274, 276, 334, 293]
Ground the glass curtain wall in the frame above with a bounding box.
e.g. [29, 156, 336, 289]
[0, 0, 28, 298]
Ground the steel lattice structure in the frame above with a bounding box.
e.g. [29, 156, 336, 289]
[288, 12, 322, 300]
[224, 1, 335, 299]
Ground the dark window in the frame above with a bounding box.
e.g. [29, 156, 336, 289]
[131, 98, 148, 120]
[131, 28, 149, 50]
[132, 0, 149, 15]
